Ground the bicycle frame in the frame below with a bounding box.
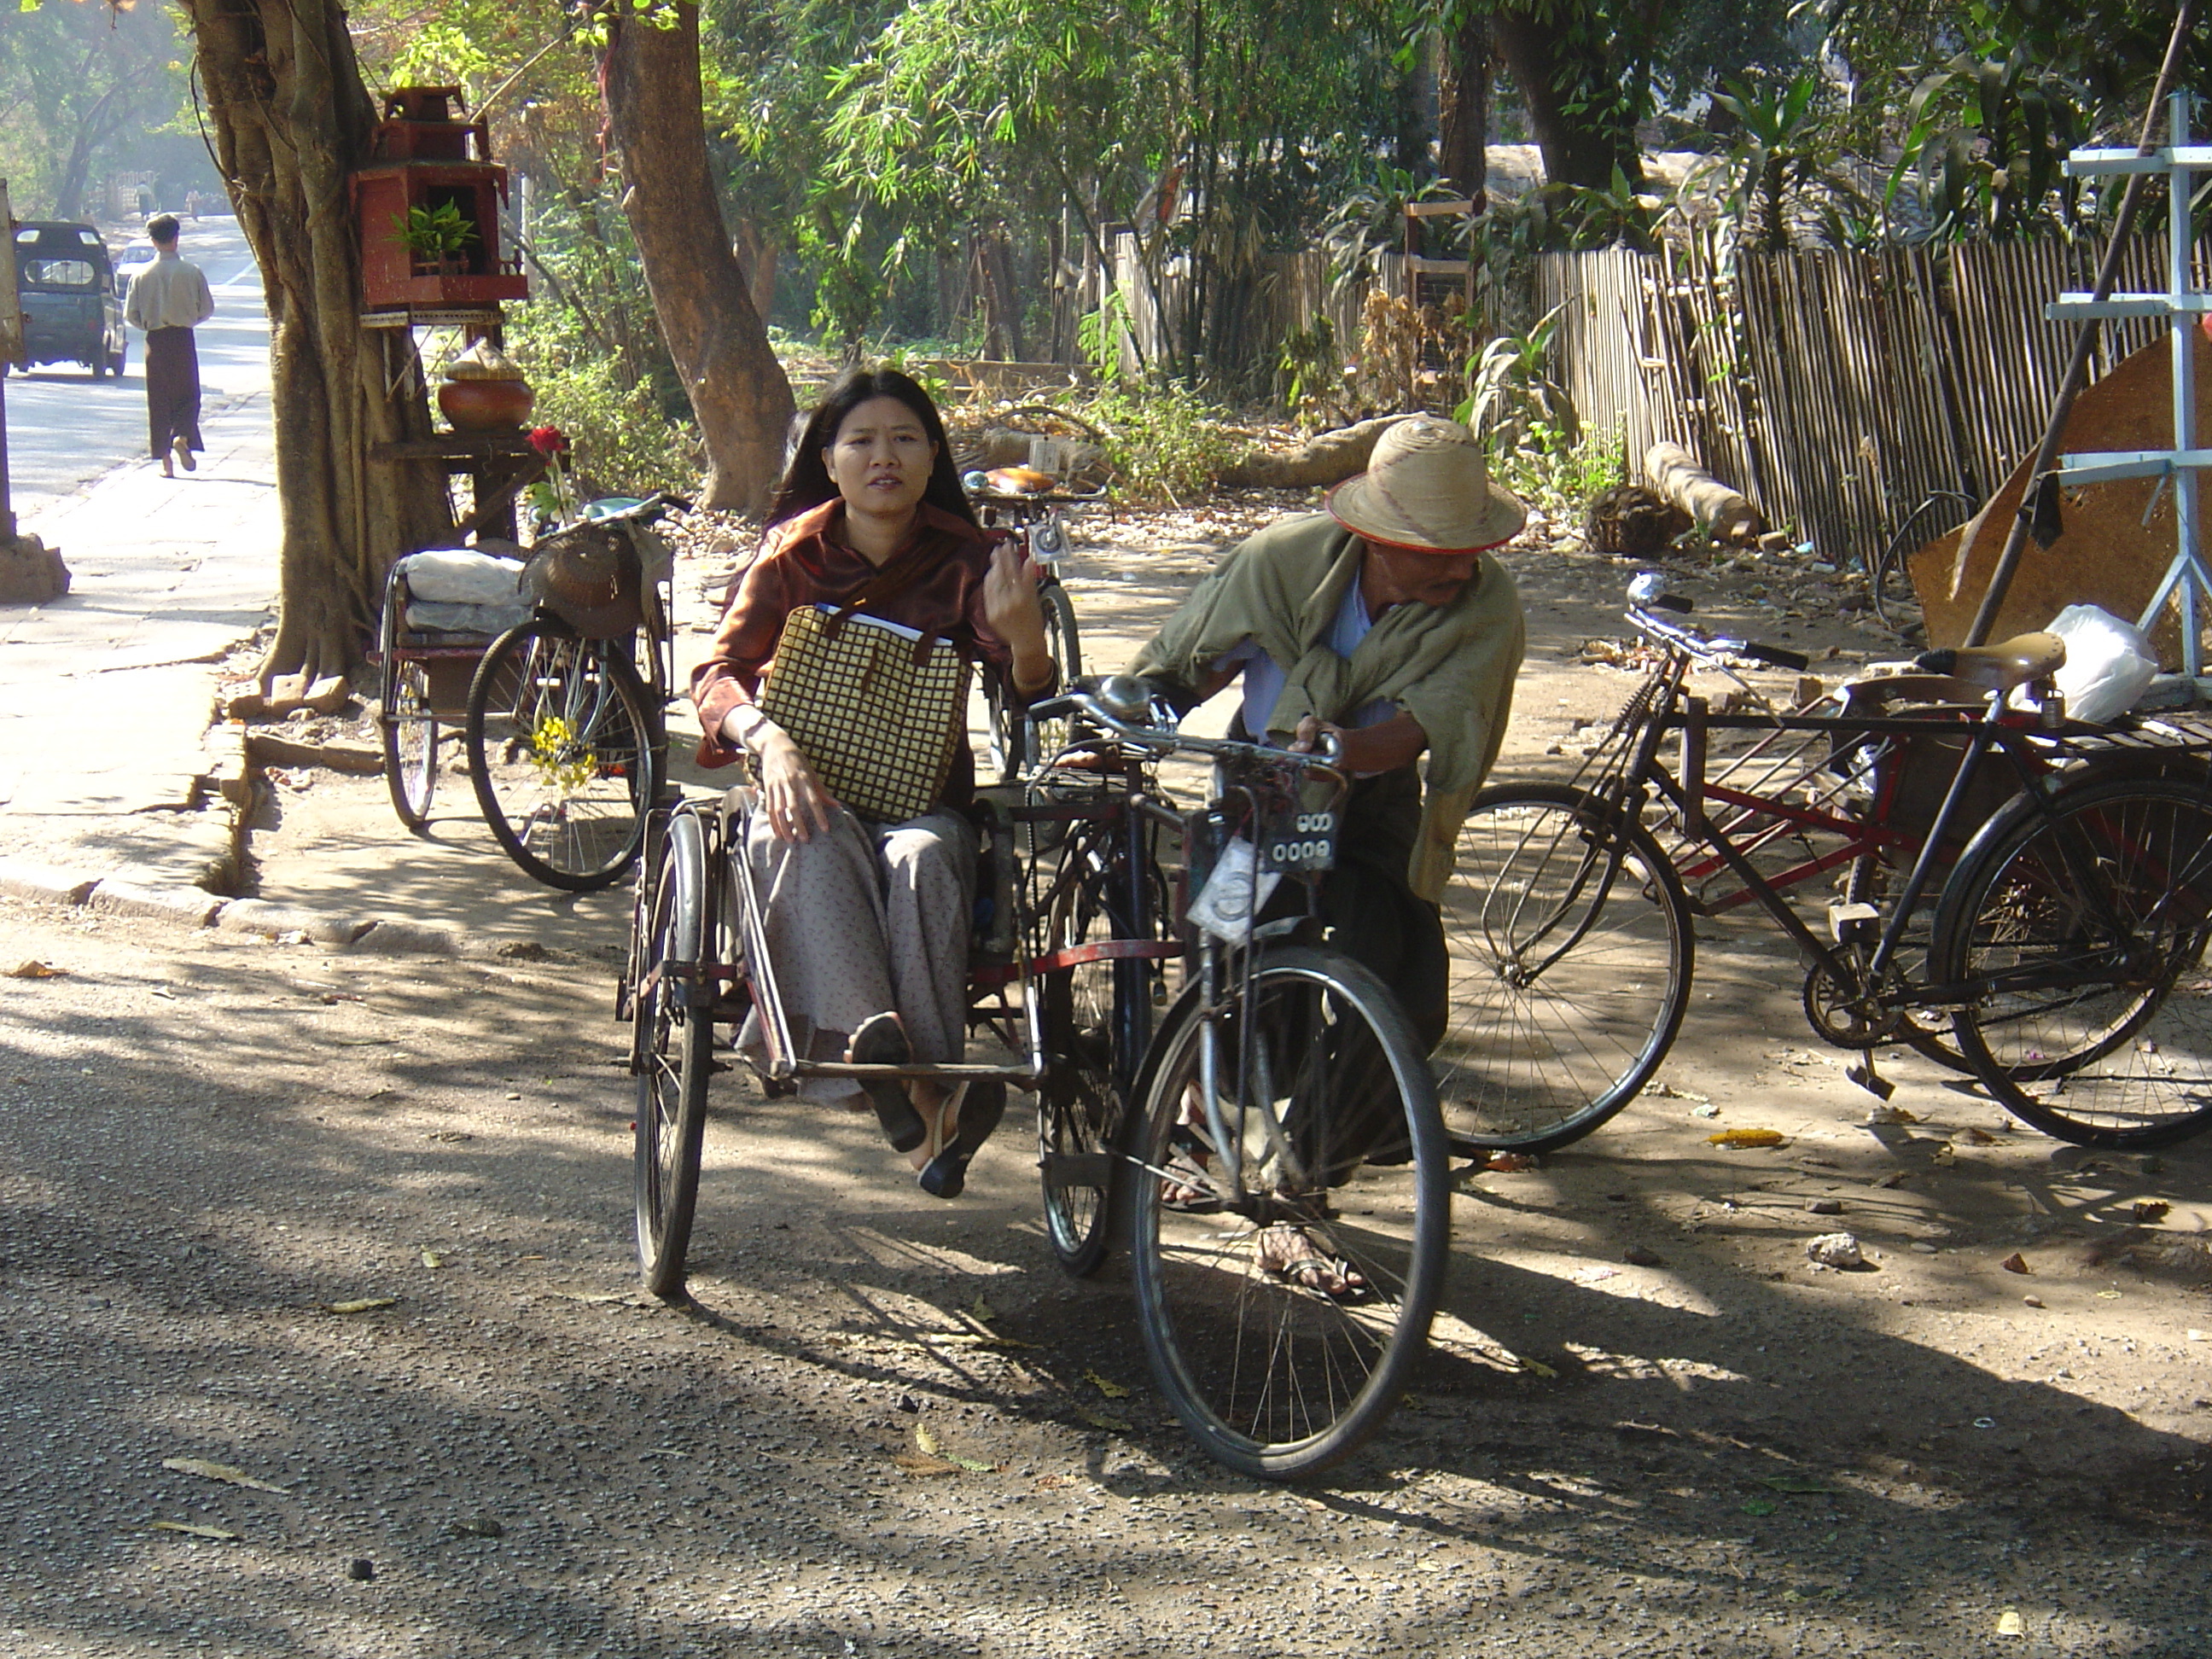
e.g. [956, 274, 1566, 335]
[1028, 686, 1352, 1209]
[1572, 597, 2169, 1044]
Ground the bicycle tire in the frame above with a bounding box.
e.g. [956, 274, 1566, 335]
[466, 620, 658, 891]
[1037, 839, 1152, 1277]
[987, 578, 1084, 779]
[1933, 777, 2212, 1149]
[633, 810, 712, 1298]
[1435, 784, 1693, 1154]
[1869, 490, 1976, 634]
[1127, 945, 1447, 1480]
[377, 598, 439, 835]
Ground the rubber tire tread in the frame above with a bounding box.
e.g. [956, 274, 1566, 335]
[634, 812, 711, 1298]
[1437, 783, 1694, 1154]
[1038, 842, 1150, 1277]
[1932, 777, 2212, 1150]
[1127, 946, 1448, 1479]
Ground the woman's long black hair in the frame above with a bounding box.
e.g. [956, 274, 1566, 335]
[763, 366, 979, 533]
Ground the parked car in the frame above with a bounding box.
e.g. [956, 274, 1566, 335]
[113, 242, 159, 300]
[9, 221, 125, 378]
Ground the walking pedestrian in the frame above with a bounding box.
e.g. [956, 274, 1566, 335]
[123, 214, 214, 479]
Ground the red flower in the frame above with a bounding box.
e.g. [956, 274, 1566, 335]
[527, 425, 569, 457]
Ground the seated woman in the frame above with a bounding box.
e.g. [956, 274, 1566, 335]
[691, 368, 1055, 1196]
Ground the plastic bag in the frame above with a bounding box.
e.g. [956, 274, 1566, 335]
[2040, 604, 2158, 725]
[393, 547, 526, 607]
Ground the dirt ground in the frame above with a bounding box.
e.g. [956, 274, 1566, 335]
[6, 498, 2212, 1656]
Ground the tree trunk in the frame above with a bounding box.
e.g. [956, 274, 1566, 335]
[178, 0, 454, 686]
[1437, 11, 1490, 209]
[1488, 4, 1641, 191]
[730, 216, 778, 330]
[602, 3, 792, 514]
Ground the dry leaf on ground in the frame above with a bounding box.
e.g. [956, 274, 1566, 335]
[892, 1453, 959, 1476]
[150, 1521, 241, 1540]
[160, 1457, 287, 1493]
[7, 960, 67, 979]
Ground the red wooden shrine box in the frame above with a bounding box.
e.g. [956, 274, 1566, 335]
[351, 86, 528, 311]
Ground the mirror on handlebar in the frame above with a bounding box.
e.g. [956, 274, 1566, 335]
[1628, 570, 1694, 614]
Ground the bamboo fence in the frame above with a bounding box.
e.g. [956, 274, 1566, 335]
[1092, 230, 2209, 572]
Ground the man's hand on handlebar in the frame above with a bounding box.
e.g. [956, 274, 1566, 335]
[1289, 711, 1426, 775]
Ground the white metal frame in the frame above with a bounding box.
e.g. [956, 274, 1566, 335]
[2047, 94, 2212, 673]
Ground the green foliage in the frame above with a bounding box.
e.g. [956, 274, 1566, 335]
[1456, 306, 1575, 452]
[505, 300, 701, 499]
[1700, 70, 1871, 252]
[1276, 314, 1353, 432]
[0, 0, 198, 218]
[1076, 292, 1132, 387]
[1887, 38, 2092, 240]
[872, 346, 954, 408]
[1039, 384, 1241, 507]
[393, 201, 479, 259]
[1493, 422, 1626, 524]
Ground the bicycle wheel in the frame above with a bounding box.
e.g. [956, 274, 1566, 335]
[1127, 945, 1447, 1479]
[1037, 841, 1152, 1277]
[987, 579, 1083, 779]
[1435, 785, 1693, 1154]
[377, 593, 440, 833]
[467, 620, 658, 891]
[1934, 778, 2212, 1148]
[633, 810, 712, 1298]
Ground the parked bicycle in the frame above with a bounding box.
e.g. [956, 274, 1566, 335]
[1440, 573, 2212, 1153]
[463, 493, 685, 891]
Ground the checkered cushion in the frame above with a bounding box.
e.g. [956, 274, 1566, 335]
[758, 605, 972, 824]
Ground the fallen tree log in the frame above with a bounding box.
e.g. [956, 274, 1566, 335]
[1644, 442, 1761, 544]
[1218, 416, 1406, 489]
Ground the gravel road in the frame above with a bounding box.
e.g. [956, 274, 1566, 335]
[5, 515, 2212, 1656]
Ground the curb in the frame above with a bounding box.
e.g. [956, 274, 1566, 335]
[0, 857, 472, 958]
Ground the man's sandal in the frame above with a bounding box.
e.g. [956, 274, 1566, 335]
[847, 1012, 925, 1153]
[1254, 1223, 1371, 1302]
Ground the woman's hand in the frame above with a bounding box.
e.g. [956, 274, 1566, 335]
[982, 539, 1054, 693]
[723, 709, 836, 842]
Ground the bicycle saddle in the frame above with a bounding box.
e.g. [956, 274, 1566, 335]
[1913, 632, 2066, 692]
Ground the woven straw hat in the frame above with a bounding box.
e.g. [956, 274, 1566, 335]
[1325, 415, 1525, 553]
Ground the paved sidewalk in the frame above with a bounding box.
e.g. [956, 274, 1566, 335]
[0, 385, 278, 896]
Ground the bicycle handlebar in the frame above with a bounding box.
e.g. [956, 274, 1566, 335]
[1627, 589, 1811, 675]
[1030, 680, 1349, 791]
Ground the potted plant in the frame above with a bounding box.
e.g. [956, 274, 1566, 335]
[393, 200, 477, 276]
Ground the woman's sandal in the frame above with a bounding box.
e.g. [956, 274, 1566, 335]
[1161, 1146, 1224, 1214]
[847, 1012, 926, 1153]
[1254, 1223, 1371, 1302]
[918, 1081, 1007, 1200]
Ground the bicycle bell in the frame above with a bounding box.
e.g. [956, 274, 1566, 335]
[1094, 674, 1155, 723]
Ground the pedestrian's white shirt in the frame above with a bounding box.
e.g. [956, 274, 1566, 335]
[124, 251, 213, 332]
